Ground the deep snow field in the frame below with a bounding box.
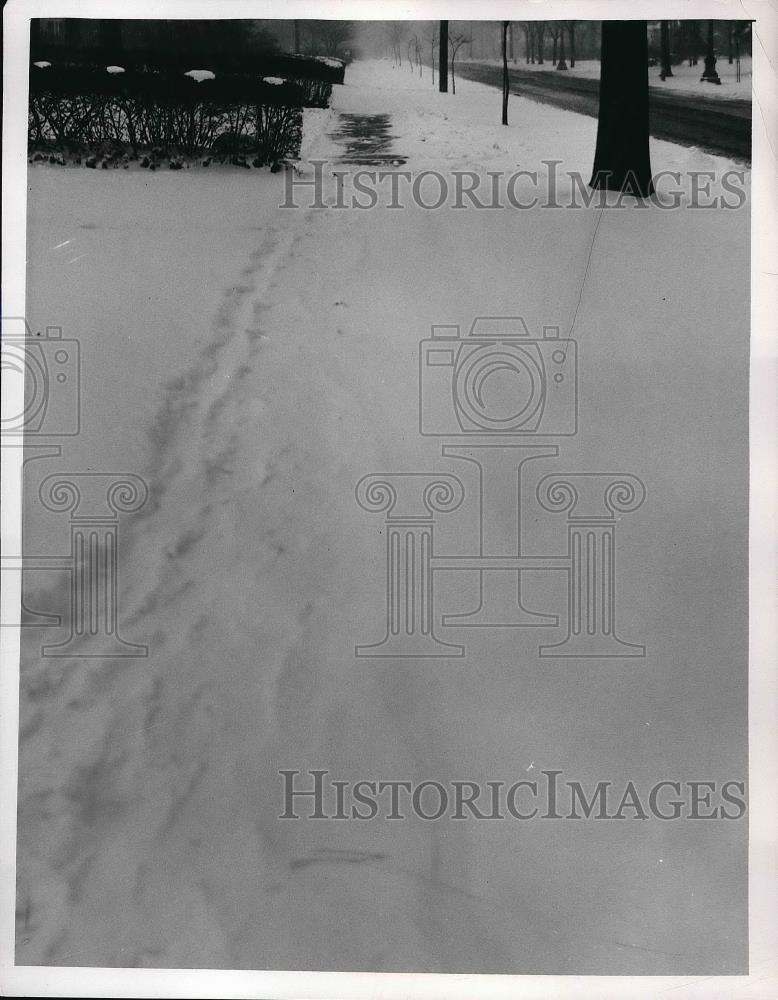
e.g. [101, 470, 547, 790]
[16, 59, 750, 974]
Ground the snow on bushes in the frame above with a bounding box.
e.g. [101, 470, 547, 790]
[313, 56, 346, 70]
[184, 69, 216, 83]
[28, 65, 306, 167]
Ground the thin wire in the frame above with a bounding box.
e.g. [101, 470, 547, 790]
[565, 202, 607, 347]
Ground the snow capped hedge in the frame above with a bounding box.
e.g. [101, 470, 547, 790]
[26, 51, 345, 166]
[29, 44, 347, 86]
[184, 69, 216, 83]
[28, 65, 306, 165]
[313, 56, 346, 70]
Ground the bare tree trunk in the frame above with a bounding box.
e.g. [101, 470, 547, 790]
[501, 21, 510, 125]
[509, 22, 515, 62]
[701, 19, 721, 83]
[536, 23, 546, 64]
[569, 23, 576, 67]
[660, 20, 673, 79]
[293, 20, 300, 53]
[557, 29, 568, 70]
[439, 20, 449, 92]
[590, 20, 654, 196]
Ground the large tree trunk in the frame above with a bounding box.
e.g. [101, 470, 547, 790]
[439, 20, 449, 92]
[701, 19, 721, 83]
[590, 20, 654, 196]
[569, 23, 576, 67]
[501, 22, 510, 125]
[660, 20, 673, 79]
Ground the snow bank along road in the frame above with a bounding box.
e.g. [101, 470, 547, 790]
[17, 60, 749, 973]
[457, 61, 752, 162]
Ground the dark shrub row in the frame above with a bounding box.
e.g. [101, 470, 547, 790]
[29, 65, 308, 105]
[26, 63, 343, 163]
[30, 43, 347, 84]
[29, 72, 305, 163]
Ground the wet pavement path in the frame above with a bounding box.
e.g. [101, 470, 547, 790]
[328, 113, 407, 166]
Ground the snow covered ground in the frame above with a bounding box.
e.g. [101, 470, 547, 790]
[468, 55, 753, 101]
[17, 60, 749, 973]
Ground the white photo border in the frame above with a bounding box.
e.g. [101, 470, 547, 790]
[2, 1, 775, 997]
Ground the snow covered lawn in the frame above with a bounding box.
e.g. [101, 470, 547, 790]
[17, 59, 749, 974]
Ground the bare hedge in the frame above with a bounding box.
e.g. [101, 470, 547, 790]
[28, 66, 320, 162]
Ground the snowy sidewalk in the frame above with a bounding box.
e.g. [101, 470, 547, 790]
[18, 59, 749, 973]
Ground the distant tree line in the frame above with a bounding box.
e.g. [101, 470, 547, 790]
[32, 19, 280, 58]
[31, 18, 357, 63]
[364, 19, 752, 69]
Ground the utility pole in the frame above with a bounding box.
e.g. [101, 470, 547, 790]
[501, 22, 510, 124]
[439, 20, 449, 92]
